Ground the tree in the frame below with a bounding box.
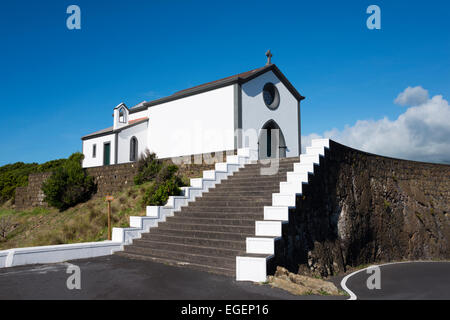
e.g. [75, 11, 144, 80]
[42, 153, 96, 211]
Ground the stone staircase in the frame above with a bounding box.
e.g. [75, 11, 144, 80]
[115, 157, 299, 276]
[114, 139, 331, 282]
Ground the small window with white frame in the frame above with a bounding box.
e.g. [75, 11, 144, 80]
[93, 144, 97, 158]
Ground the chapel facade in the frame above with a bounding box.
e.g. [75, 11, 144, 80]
[81, 55, 304, 168]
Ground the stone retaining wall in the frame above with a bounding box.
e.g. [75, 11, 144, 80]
[270, 141, 450, 277]
[14, 149, 236, 210]
[86, 163, 139, 197]
[14, 172, 52, 210]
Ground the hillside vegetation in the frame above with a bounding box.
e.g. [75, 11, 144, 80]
[0, 159, 67, 204]
[0, 182, 151, 250]
[0, 150, 188, 251]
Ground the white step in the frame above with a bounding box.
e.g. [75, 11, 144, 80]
[264, 206, 289, 221]
[203, 170, 228, 182]
[279, 181, 303, 194]
[146, 206, 174, 220]
[181, 186, 203, 201]
[215, 162, 240, 174]
[286, 171, 309, 183]
[236, 256, 268, 282]
[311, 138, 330, 149]
[165, 196, 188, 210]
[237, 148, 251, 157]
[190, 177, 216, 191]
[190, 178, 203, 189]
[202, 170, 216, 180]
[246, 237, 275, 254]
[146, 206, 160, 218]
[237, 148, 258, 160]
[129, 216, 158, 231]
[300, 153, 320, 164]
[272, 193, 296, 207]
[226, 155, 248, 166]
[306, 146, 326, 156]
[293, 162, 315, 174]
[255, 221, 282, 237]
[112, 227, 143, 244]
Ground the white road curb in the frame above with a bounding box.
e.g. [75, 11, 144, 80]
[340, 260, 447, 300]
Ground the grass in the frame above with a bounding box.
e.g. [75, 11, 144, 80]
[0, 182, 152, 250]
[317, 289, 331, 296]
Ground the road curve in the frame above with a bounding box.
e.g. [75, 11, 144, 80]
[340, 261, 450, 300]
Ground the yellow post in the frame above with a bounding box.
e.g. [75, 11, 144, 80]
[105, 195, 114, 240]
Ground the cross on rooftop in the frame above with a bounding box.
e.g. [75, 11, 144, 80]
[266, 50, 273, 65]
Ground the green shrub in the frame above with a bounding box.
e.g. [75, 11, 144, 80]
[141, 164, 185, 206]
[143, 178, 182, 206]
[42, 153, 96, 211]
[134, 150, 162, 185]
[0, 163, 38, 204]
[0, 158, 68, 205]
[131, 149, 186, 206]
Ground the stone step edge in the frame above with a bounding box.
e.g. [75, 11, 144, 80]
[166, 216, 259, 224]
[158, 222, 255, 230]
[124, 245, 237, 264]
[130, 239, 243, 255]
[150, 227, 254, 237]
[137, 235, 245, 247]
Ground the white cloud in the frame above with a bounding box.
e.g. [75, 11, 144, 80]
[394, 86, 429, 106]
[303, 88, 450, 164]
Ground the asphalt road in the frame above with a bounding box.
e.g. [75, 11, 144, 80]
[1, 256, 448, 300]
[0, 255, 343, 300]
[339, 261, 450, 300]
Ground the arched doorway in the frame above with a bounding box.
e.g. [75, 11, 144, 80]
[258, 120, 287, 159]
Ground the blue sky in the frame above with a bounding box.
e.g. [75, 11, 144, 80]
[1, 0, 450, 165]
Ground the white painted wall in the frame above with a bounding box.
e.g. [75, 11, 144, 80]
[240, 71, 300, 157]
[128, 109, 148, 122]
[117, 121, 149, 164]
[82, 69, 301, 165]
[0, 241, 123, 268]
[147, 85, 235, 159]
[82, 133, 116, 168]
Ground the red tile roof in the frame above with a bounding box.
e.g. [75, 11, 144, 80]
[128, 117, 148, 125]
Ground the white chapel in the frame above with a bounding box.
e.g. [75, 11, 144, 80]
[81, 52, 304, 168]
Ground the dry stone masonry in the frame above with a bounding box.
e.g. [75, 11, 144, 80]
[271, 140, 450, 278]
[14, 172, 52, 210]
[14, 150, 236, 210]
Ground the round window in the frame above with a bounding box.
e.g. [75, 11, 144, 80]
[262, 83, 280, 110]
